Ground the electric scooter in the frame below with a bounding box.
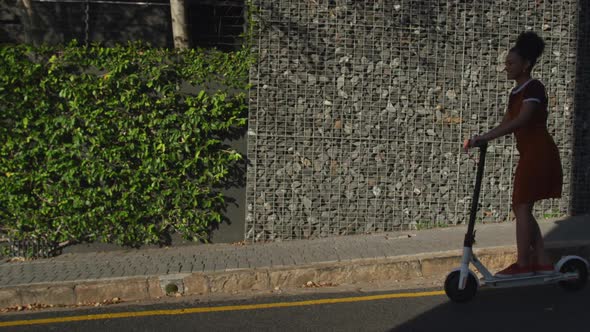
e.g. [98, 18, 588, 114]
[444, 140, 589, 303]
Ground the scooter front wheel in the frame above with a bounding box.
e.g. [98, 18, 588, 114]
[558, 258, 588, 291]
[444, 270, 478, 303]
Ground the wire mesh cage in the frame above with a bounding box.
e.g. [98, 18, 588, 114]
[16, 0, 173, 46]
[6, 237, 61, 259]
[245, 0, 590, 241]
[188, 0, 246, 50]
[3, 0, 247, 48]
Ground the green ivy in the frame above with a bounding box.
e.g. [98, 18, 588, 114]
[0, 39, 255, 251]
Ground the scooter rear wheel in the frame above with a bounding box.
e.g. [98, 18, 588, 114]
[558, 258, 588, 291]
[444, 270, 478, 303]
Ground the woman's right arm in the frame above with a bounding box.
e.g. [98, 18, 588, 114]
[500, 112, 510, 126]
[480, 102, 537, 142]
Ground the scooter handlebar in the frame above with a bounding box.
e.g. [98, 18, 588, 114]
[463, 138, 488, 150]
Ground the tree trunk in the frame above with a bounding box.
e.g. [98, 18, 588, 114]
[170, 0, 189, 49]
[17, 0, 38, 45]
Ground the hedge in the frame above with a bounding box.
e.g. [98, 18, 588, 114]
[0, 41, 253, 255]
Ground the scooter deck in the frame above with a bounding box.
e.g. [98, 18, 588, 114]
[481, 272, 578, 288]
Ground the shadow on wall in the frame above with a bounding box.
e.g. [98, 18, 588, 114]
[2, 1, 173, 47]
[208, 126, 249, 244]
[571, 1, 590, 215]
[0, 2, 22, 44]
[254, 0, 438, 67]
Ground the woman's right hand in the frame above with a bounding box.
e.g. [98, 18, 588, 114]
[463, 138, 471, 152]
[464, 135, 487, 152]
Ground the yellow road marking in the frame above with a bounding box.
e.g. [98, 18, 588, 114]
[0, 290, 445, 328]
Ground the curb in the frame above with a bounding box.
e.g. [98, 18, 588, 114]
[1, 243, 589, 308]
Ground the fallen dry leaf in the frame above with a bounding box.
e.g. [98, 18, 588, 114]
[7, 257, 28, 263]
[442, 116, 463, 125]
[0, 298, 124, 313]
[303, 281, 336, 288]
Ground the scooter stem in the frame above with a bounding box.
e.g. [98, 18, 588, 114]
[464, 143, 487, 248]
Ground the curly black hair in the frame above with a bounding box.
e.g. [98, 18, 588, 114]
[510, 31, 545, 68]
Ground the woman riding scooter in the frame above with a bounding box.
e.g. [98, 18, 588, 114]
[466, 31, 563, 277]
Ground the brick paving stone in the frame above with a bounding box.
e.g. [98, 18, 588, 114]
[0, 218, 588, 291]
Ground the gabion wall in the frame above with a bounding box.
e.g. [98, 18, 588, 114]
[246, 0, 590, 242]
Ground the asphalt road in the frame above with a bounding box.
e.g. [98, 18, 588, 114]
[1, 284, 589, 332]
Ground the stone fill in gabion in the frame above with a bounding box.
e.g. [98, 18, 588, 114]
[246, 0, 590, 241]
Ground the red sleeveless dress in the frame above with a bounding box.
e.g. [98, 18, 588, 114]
[507, 79, 563, 204]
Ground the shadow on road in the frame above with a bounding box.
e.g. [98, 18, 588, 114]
[389, 213, 590, 332]
[388, 284, 589, 332]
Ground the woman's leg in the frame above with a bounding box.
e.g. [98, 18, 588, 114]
[529, 212, 551, 266]
[513, 203, 534, 267]
[513, 202, 550, 267]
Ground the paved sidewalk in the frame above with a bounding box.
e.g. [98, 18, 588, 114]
[1, 215, 589, 307]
